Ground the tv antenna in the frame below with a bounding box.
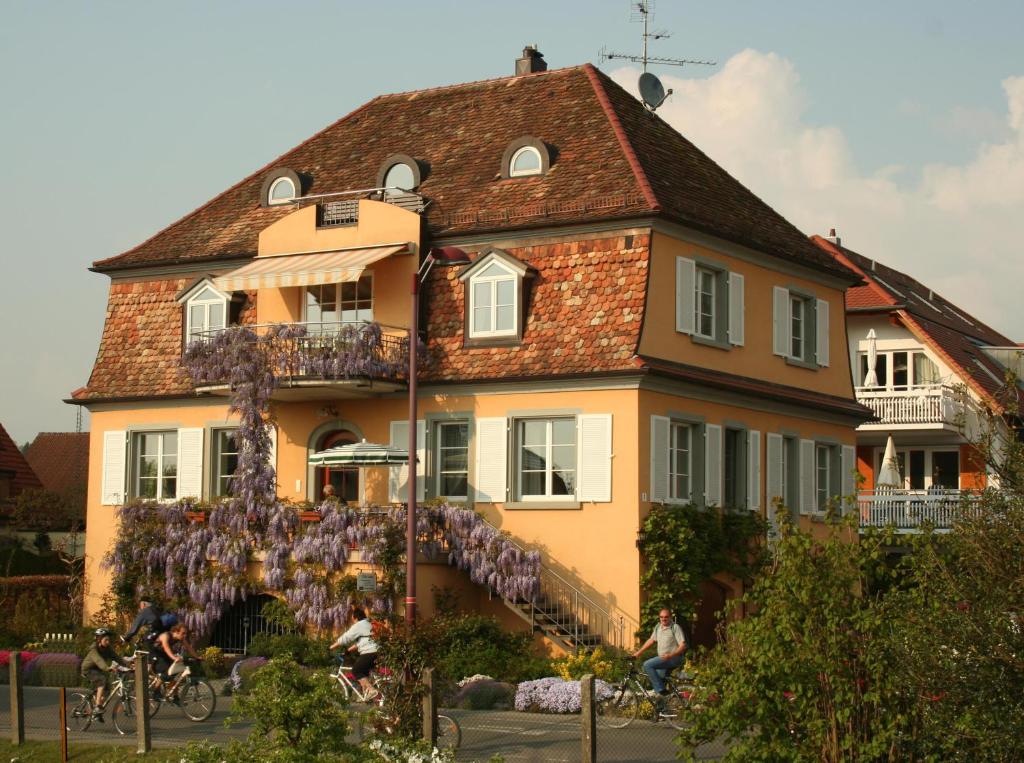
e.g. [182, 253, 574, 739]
[600, 0, 716, 111]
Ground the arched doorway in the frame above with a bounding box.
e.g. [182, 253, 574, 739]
[317, 429, 360, 503]
[208, 593, 289, 654]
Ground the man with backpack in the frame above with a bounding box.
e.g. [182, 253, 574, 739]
[123, 595, 172, 646]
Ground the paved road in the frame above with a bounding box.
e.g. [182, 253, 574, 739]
[1, 688, 725, 761]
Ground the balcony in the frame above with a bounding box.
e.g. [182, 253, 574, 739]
[855, 385, 965, 429]
[857, 489, 980, 532]
[187, 321, 410, 400]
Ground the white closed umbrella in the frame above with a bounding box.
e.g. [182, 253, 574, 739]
[877, 434, 902, 490]
[863, 329, 879, 387]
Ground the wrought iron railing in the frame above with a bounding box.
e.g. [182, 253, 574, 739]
[857, 489, 981, 531]
[855, 384, 964, 426]
[285, 187, 426, 228]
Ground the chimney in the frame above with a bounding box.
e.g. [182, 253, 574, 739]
[515, 45, 547, 75]
[824, 227, 841, 247]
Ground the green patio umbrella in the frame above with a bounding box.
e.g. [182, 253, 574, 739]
[307, 439, 410, 467]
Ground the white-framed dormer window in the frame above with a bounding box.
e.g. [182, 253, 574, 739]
[267, 176, 296, 205]
[509, 146, 543, 177]
[383, 162, 415, 195]
[515, 417, 577, 500]
[469, 262, 517, 338]
[186, 285, 228, 343]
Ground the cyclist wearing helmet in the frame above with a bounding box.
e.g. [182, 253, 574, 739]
[80, 628, 128, 720]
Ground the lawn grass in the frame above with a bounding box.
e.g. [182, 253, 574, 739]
[0, 738, 189, 761]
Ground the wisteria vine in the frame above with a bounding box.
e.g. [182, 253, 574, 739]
[104, 323, 540, 637]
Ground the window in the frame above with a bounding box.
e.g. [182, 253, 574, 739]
[383, 162, 415, 194]
[509, 146, 542, 177]
[815, 444, 832, 511]
[773, 287, 827, 366]
[469, 262, 517, 338]
[723, 428, 746, 509]
[857, 349, 940, 389]
[695, 267, 716, 339]
[875, 447, 959, 491]
[781, 436, 799, 509]
[304, 275, 373, 330]
[186, 286, 227, 343]
[515, 418, 576, 500]
[212, 429, 239, 498]
[435, 421, 469, 499]
[267, 176, 296, 205]
[669, 422, 692, 502]
[132, 431, 177, 500]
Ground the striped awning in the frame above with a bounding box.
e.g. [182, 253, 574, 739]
[213, 243, 407, 292]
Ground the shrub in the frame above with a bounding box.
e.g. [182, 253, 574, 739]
[514, 677, 613, 714]
[552, 646, 625, 682]
[450, 679, 515, 710]
[247, 632, 333, 667]
[202, 645, 228, 678]
[230, 656, 268, 694]
[22, 652, 81, 687]
[433, 614, 548, 684]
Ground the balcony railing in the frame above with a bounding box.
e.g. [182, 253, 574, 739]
[857, 489, 980, 532]
[188, 321, 409, 388]
[855, 384, 964, 426]
[286, 187, 426, 228]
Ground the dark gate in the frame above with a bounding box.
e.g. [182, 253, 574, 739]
[208, 593, 288, 654]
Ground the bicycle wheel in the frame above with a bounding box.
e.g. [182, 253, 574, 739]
[180, 679, 217, 721]
[111, 695, 136, 736]
[68, 692, 93, 732]
[596, 683, 640, 729]
[660, 687, 689, 730]
[436, 714, 461, 750]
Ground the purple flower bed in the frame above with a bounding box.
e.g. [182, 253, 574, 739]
[22, 652, 81, 687]
[514, 677, 614, 714]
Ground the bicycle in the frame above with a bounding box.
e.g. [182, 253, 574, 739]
[68, 665, 140, 736]
[596, 661, 695, 730]
[147, 656, 217, 722]
[330, 661, 388, 705]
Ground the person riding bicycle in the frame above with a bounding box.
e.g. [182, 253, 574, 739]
[80, 628, 129, 721]
[631, 608, 688, 696]
[122, 594, 168, 647]
[151, 621, 200, 697]
[329, 607, 379, 699]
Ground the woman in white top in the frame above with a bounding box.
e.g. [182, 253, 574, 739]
[330, 607, 379, 697]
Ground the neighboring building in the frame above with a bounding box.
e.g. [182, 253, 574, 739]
[812, 231, 1022, 532]
[24, 432, 90, 525]
[72, 49, 867, 649]
[0, 423, 43, 515]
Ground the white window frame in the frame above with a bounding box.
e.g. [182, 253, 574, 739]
[695, 267, 717, 339]
[267, 176, 296, 205]
[434, 421, 469, 501]
[302, 275, 374, 330]
[185, 285, 229, 343]
[790, 294, 806, 360]
[131, 430, 178, 501]
[383, 162, 415, 193]
[468, 262, 518, 338]
[815, 443, 832, 512]
[514, 417, 577, 501]
[668, 422, 692, 503]
[857, 349, 942, 390]
[509, 146, 543, 177]
[212, 428, 240, 498]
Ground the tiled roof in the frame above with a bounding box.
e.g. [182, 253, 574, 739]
[92, 65, 852, 281]
[24, 433, 90, 498]
[0, 422, 42, 496]
[811, 235, 1019, 410]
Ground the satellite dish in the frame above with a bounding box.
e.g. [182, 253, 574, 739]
[638, 71, 667, 111]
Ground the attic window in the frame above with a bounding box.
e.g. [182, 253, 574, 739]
[260, 168, 302, 208]
[458, 248, 533, 345]
[501, 136, 551, 179]
[268, 177, 296, 205]
[376, 154, 423, 196]
[383, 163, 415, 194]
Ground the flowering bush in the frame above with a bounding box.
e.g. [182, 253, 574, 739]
[514, 676, 614, 714]
[553, 647, 621, 682]
[229, 656, 268, 693]
[365, 737, 455, 762]
[21, 652, 81, 686]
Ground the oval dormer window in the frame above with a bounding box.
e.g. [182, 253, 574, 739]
[268, 176, 296, 205]
[383, 162, 415, 194]
[510, 146, 542, 177]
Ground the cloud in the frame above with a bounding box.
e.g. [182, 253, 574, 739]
[611, 53, 1024, 340]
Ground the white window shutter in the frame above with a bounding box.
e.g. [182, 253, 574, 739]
[704, 424, 723, 507]
[728, 272, 745, 346]
[101, 430, 127, 506]
[773, 286, 790, 357]
[176, 428, 204, 500]
[841, 445, 857, 503]
[268, 425, 278, 489]
[799, 439, 815, 515]
[675, 257, 696, 334]
[815, 298, 830, 367]
[650, 416, 670, 503]
[475, 417, 507, 503]
[765, 433, 783, 538]
[389, 420, 409, 502]
[747, 430, 761, 511]
[578, 414, 612, 502]
[416, 420, 426, 502]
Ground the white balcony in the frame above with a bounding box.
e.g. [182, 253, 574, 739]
[857, 489, 979, 532]
[855, 385, 964, 429]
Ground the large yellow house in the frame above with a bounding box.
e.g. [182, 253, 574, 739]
[72, 50, 868, 651]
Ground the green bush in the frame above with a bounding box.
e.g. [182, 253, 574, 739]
[450, 679, 515, 710]
[202, 645, 228, 678]
[434, 614, 549, 684]
[247, 632, 332, 667]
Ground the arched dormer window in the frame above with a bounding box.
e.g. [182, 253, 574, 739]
[501, 136, 552, 179]
[260, 168, 302, 208]
[176, 278, 234, 344]
[376, 154, 425, 198]
[458, 248, 534, 345]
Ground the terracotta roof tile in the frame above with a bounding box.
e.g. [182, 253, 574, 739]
[23, 433, 90, 498]
[0, 422, 42, 495]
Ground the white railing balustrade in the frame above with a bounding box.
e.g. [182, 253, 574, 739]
[855, 385, 963, 426]
[858, 490, 980, 531]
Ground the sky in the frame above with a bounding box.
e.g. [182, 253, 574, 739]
[2, 1, 1022, 446]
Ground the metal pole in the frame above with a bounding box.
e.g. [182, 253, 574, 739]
[406, 272, 419, 630]
[10, 651, 23, 745]
[59, 687, 68, 762]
